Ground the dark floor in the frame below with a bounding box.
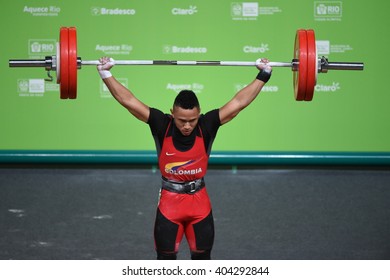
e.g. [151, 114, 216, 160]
[1, 166, 389, 260]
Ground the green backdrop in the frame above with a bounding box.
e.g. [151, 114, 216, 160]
[1, 0, 389, 163]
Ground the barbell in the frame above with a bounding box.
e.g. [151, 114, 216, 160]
[9, 27, 364, 101]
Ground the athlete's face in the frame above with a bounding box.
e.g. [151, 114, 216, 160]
[171, 106, 200, 136]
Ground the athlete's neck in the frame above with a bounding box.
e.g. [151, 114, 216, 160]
[172, 124, 196, 152]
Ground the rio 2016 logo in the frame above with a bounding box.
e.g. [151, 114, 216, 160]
[314, 1, 342, 20]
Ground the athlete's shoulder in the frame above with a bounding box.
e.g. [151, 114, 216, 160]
[148, 108, 171, 135]
[199, 109, 219, 121]
[199, 109, 221, 137]
[148, 108, 171, 122]
[199, 109, 221, 126]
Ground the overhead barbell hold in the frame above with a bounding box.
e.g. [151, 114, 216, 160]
[8, 27, 364, 101]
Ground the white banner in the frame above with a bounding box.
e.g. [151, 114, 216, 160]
[1, 260, 389, 280]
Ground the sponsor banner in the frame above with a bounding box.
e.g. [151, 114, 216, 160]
[166, 83, 205, 94]
[91, 7, 136, 16]
[96, 44, 133, 55]
[1, 0, 384, 152]
[23, 5, 61, 16]
[171, 5, 198, 15]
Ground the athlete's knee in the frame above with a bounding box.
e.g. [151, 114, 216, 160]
[157, 250, 177, 260]
[191, 249, 211, 260]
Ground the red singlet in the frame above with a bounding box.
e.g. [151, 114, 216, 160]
[155, 120, 213, 254]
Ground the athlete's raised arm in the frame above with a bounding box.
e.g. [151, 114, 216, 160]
[219, 58, 272, 125]
[97, 57, 150, 123]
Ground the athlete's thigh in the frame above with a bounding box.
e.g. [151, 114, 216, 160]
[185, 210, 215, 252]
[154, 208, 184, 253]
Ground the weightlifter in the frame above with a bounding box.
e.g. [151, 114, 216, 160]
[97, 57, 272, 260]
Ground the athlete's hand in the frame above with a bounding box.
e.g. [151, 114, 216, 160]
[97, 57, 115, 79]
[255, 58, 272, 83]
[97, 57, 115, 71]
[255, 58, 272, 72]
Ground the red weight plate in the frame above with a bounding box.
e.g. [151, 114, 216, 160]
[305, 29, 317, 101]
[68, 27, 78, 99]
[60, 27, 69, 99]
[293, 29, 308, 101]
[56, 42, 61, 84]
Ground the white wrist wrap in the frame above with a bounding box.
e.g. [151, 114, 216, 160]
[99, 70, 112, 79]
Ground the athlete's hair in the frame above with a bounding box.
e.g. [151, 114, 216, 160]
[173, 90, 200, 110]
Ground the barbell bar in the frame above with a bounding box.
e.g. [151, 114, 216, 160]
[9, 27, 364, 101]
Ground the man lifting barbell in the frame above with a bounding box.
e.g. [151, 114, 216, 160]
[97, 56, 272, 260]
[7, 27, 365, 259]
[8, 27, 364, 101]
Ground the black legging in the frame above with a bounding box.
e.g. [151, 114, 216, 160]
[154, 208, 214, 260]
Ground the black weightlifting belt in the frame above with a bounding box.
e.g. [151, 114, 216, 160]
[161, 177, 205, 194]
